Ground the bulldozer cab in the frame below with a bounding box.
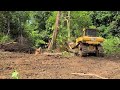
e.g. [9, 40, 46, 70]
[83, 28, 99, 37]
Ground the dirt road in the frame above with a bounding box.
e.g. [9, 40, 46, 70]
[0, 51, 120, 79]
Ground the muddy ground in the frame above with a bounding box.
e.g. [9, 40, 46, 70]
[0, 50, 120, 79]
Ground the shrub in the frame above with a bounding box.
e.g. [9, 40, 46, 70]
[0, 35, 11, 44]
[102, 37, 120, 55]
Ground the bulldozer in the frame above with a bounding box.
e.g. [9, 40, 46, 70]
[67, 28, 104, 57]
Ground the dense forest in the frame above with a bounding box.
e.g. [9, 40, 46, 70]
[0, 11, 120, 55]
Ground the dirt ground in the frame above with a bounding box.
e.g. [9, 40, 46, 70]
[0, 50, 120, 79]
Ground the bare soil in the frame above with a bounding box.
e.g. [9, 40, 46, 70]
[0, 50, 120, 79]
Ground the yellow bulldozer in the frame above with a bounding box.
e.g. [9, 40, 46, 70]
[67, 28, 104, 57]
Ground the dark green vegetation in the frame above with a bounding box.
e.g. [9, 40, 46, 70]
[0, 11, 119, 55]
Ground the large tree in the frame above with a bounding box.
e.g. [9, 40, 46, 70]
[48, 11, 61, 50]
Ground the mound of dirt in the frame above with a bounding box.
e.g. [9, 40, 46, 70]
[0, 42, 35, 54]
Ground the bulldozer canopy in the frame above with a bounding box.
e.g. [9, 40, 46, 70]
[85, 29, 98, 37]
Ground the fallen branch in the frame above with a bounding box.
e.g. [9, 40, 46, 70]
[71, 73, 108, 79]
[43, 52, 62, 56]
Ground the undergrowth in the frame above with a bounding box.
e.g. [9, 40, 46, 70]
[0, 35, 12, 44]
[103, 37, 120, 55]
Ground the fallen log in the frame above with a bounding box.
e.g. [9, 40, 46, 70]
[43, 52, 62, 56]
[71, 73, 108, 79]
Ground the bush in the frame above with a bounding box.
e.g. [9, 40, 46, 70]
[35, 39, 46, 47]
[0, 35, 11, 44]
[102, 37, 120, 55]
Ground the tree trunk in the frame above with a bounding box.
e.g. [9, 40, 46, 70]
[67, 11, 70, 41]
[20, 34, 24, 45]
[7, 19, 10, 35]
[18, 18, 23, 45]
[48, 11, 61, 50]
[20, 23, 23, 45]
